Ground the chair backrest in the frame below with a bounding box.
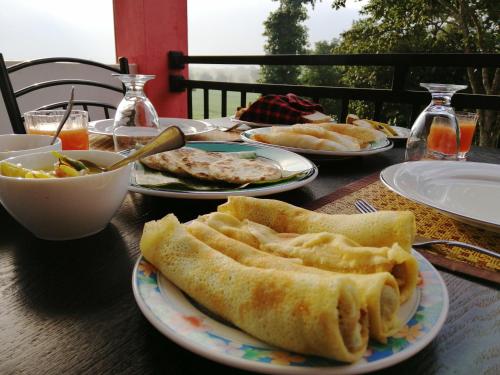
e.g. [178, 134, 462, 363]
[0, 54, 129, 134]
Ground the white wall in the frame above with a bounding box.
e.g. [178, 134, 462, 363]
[0, 61, 136, 134]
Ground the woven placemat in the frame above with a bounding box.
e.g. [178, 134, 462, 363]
[90, 135, 114, 151]
[307, 173, 500, 284]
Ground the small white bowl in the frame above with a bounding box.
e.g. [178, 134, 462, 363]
[0, 150, 132, 240]
[0, 134, 62, 160]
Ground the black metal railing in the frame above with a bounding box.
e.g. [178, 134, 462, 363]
[168, 52, 500, 123]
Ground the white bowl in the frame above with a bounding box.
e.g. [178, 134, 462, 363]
[0, 150, 132, 240]
[0, 134, 62, 160]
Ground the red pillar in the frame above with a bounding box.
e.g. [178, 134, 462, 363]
[113, 0, 188, 118]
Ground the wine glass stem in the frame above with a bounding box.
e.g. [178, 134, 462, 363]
[123, 81, 146, 96]
[431, 93, 452, 106]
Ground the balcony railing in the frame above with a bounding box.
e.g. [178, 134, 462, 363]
[168, 52, 500, 123]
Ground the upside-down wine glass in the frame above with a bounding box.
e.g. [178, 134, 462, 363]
[112, 74, 160, 152]
[405, 83, 467, 161]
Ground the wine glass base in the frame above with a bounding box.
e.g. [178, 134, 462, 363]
[426, 150, 458, 160]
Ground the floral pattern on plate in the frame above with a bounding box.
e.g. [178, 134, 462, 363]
[133, 251, 448, 374]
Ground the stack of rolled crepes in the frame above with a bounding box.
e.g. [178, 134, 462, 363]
[140, 196, 419, 363]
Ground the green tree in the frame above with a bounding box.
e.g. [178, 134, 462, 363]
[301, 39, 343, 119]
[301, 39, 342, 86]
[332, 0, 500, 146]
[261, 0, 313, 84]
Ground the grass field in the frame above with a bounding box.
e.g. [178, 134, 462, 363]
[191, 89, 260, 119]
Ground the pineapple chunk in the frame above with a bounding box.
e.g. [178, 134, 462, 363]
[0, 161, 31, 177]
[0, 161, 54, 178]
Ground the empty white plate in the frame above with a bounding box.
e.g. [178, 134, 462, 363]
[380, 161, 500, 232]
[89, 118, 215, 136]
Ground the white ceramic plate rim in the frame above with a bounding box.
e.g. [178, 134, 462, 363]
[127, 141, 318, 199]
[132, 251, 449, 374]
[0, 135, 62, 160]
[380, 161, 500, 229]
[230, 115, 333, 128]
[241, 128, 393, 156]
[388, 126, 410, 140]
[231, 117, 408, 139]
[88, 118, 215, 136]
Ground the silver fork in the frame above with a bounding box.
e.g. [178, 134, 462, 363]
[354, 199, 500, 259]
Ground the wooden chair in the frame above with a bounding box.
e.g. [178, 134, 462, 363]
[0, 54, 129, 134]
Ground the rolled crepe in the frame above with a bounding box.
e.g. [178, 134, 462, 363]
[141, 214, 369, 362]
[252, 130, 349, 151]
[272, 124, 361, 151]
[314, 123, 387, 143]
[188, 219, 401, 343]
[244, 220, 418, 304]
[218, 196, 416, 252]
[196, 209, 262, 248]
[198, 212, 417, 304]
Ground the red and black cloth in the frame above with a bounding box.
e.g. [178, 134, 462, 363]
[239, 94, 324, 124]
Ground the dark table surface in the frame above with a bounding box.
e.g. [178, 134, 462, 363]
[1, 145, 499, 375]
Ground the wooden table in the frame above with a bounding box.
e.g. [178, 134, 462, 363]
[1, 143, 499, 374]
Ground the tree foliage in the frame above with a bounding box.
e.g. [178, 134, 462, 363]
[333, 0, 499, 145]
[260, 0, 313, 84]
[301, 39, 343, 119]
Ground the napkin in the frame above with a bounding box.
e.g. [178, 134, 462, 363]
[239, 94, 324, 125]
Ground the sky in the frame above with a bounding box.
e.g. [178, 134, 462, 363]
[0, 0, 366, 62]
[188, 0, 366, 55]
[0, 0, 116, 62]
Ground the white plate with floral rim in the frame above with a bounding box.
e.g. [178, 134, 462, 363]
[241, 128, 393, 158]
[88, 118, 215, 136]
[132, 251, 448, 374]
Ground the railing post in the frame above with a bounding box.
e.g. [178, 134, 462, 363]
[410, 104, 421, 125]
[169, 75, 186, 92]
[389, 65, 409, 123]
[118, 57, 130, 74]
[203, 89, 209, 119]
[340, 99, 349, 123]
[169, 51, 185, 70]
[221, 90, 227, 117]
[373, 101, 383, 121]
[392, 65, 408, 91]
[187, 89, 193, 119]
[240, 92, 247, 108]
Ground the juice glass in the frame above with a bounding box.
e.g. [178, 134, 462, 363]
[406, 83, 466, 161]
[24, 110, 89, 150]
[426, 116, 458, 155]
[456, 111, 479, 160]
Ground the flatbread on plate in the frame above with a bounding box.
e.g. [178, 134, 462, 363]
[141, 147, 282, 184]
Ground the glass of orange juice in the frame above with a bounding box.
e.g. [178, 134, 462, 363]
[456, 111, 479, 160]
[406, 83, 466, 161]
[24, 110, 89, 150]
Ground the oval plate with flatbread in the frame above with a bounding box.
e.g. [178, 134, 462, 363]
[128, 141, 317, 199]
